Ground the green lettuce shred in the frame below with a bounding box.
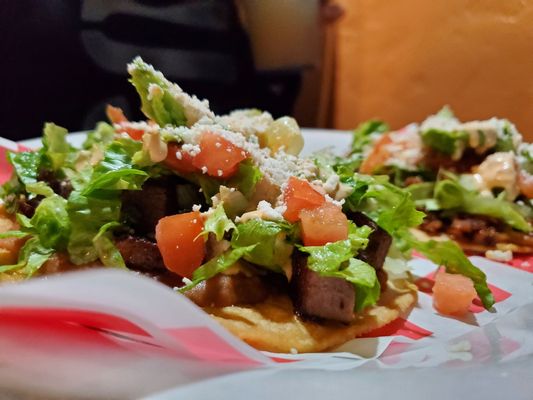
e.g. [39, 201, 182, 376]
[128, 57, 187, 126]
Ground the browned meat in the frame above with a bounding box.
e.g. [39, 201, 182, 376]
[377, 269, 388, 293]
[418, 212, 533, 253]
[347, 211, 392, 270]
[115, 236, 166, 273]
[421, 148, 486, 173]
[38, 169, 73, 198]
[185, 273, 273, 307]
[121, 177, 205, 238]
[291, 252, 355, 323]
[419, 213, 444, 234]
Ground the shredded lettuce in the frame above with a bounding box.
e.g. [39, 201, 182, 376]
[28, 195, 70, 249]
[83, 122, 116, 150]
[202, 203, 236, 241]
[421, 128, 468, 156]
[42, 123, 73, 171]
[298, 223, 379, 311]
[400, 231, 494, 309]
[7, 151, 42, 186]
[82, 140, 148, 196]
[228, 160, 263, 198]
[179, 245, 257, 292]
[231, 219, 293, 272]
[434, 179, 531, 232]
[343, 174, 425, 235]
[0, 237, 54, 276]
[93, 222, 126, 268]
[66, 191, 122, 265]
[128, 57, 187, 127]
[351, 120, 389, 154]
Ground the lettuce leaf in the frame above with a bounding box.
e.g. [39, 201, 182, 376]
[82, 140, 148, 195]
[434, 179, 531, 232]
[202, 203, 236, 241]
[7, 151, 42, 186]
[29, 195, 70, 250]
[351, 120, 389, 154]
[231, 219, 293, 272]
[67, 191, 122, 265]
[93, 222, 126, 268]
[0, 237, 54, 276]
[42, 123, 72, 171]
[400, 231, 494, 309]
[228, 160, 263, 198]
[179, 245, 257, 292]
[83, 122, 116, 150]
[343, 174, 425, 235]
[421, 128, 468, 156]
[298, 223, 378, 311]
[128, 57, 187, 126]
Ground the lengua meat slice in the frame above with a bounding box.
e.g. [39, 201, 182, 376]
[115, 235, 166, 273]
[121, 176, 205, 237]
[347, 211, 392, 270]
[291, 252, 355, 323]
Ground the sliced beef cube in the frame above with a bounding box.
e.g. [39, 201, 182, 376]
[291, 252, 355, 323]
[121, 176, 205, 237]
[185, 273, 273, 307]
[115, 236, 166, 273]
[347, 211, 392, 270]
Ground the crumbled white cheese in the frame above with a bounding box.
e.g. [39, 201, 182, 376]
[201, 166, 208, 174]
[175, 151, 182, 160]
[485, 249, 513, 262]
[182, 277, 193, 285]
[257, 200, 284, 221]
[192, 204, 202, 212]
[216, 109, 274, 137]
[182, 143, 201, 157]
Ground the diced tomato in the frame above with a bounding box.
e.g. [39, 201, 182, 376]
[106, 105, 128, 124]
[164, 143, 198, 174]
[155, 211, 206, 278]
[192, 132, 248, 179]
[432, 268, 477, 316]
[283, 176, 326, 223]
[106, 104, 145, 140]
[359, 133, 393, 175]
[300, 202, 349, 246]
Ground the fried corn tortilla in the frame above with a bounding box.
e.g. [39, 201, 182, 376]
[206, 281, 417, 353]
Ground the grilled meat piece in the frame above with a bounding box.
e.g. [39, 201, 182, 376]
[121, 177, 205, 238]
[291, 252, 355, 323]
[347, 211, 392, 270]
[185, 273, 274, 307]
[115, 235, 166, 273]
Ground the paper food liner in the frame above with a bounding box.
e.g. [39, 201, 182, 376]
[1, 137, 533, 398]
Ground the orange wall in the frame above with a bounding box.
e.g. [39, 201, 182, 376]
[334, 0, 533, 139]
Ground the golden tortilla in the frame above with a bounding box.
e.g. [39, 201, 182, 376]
[205, 282, 417, 353]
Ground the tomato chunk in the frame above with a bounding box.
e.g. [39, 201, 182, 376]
[164, 143, 198, 174]
[359, 133, 392, 175]
[283, 176, 325, 223]
[106, 105, 127, 124]
[432, 268, 476, 316]
[106, 104, 145, 140]
[300, 202, 349, 246]
[192, 132, 248, 179]
[155, 211, 206, 278]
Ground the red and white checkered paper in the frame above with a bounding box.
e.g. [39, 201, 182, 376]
[1, 137, 533, 398]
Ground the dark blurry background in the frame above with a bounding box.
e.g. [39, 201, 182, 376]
[0, 0, 317, 140]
